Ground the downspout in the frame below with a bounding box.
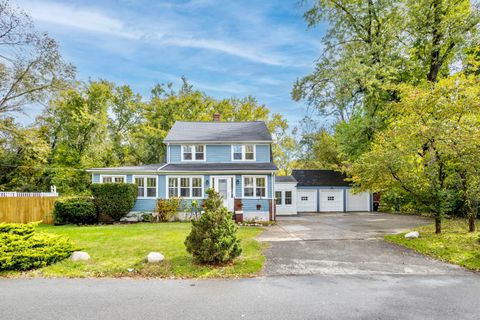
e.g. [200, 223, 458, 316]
[272, 171, 276, 222]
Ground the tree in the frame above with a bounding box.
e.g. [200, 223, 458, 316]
[294, 0, 479, 162]
[0, 1, 74, 119]
[352, 75, 480, 233]
[0, 125, 50, 191]
[37, 81, 111, 194]
[184, 189, 242, 264]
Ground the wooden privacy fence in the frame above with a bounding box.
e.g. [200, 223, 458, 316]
[0, 187, 58, 224]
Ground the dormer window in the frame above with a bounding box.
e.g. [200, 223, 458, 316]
[182, 145, 204, 161]
[232, 144, 255, 161]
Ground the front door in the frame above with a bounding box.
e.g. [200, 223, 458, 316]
[213, 176, 234, 211]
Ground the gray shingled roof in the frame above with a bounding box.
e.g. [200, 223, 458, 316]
[275, 176, 297, 183]
[292, 169, 350, 187]
[163, 121, 273, 142]
[161, 162, 278, 172]
[87, 162, 277, 172]
[87, 163, 165, 172]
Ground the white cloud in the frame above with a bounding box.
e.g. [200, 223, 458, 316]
[20, 1, 142, 39]
[19, 0, 310, 67]
[157, 36, 289, 66]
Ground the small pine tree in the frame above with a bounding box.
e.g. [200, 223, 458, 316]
[185, 189, 242, 264]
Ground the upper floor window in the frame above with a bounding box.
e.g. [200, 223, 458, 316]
[101, 175, 125, 183]
[232, 144, 255, 161]
[182, 145, 204, 161]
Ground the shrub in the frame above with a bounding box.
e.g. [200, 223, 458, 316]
[0, 223, 75, 271]
[91, 183, 137, 221]
[53, 197, 97, 225]
[156, 197, 182, 222]
[184, 189, 241, 264]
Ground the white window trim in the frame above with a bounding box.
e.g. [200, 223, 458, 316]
[166, 176, 204, 199]
[242, 175, 268, 198]
[181, 144, 206, 162]
[133, 175, 158, 199]
[231, 144, 256, 161]
[284, 191, 293, 206]
[99, 175, 127, 183]
[275, 191, 283, 205]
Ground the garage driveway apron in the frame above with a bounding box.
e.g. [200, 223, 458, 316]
[258, 212, 470, 276]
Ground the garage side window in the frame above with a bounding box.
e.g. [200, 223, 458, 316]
[275, 191, 282, 205]
[301, 196, 308, 201]
[328, 196, 335, 201]
[285, 191, 292, 205]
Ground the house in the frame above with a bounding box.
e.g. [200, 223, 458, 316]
[275, 169, 372, 214]
[87, 116, 278, 222]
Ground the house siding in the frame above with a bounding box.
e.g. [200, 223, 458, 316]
[206, 145, 231, 162]
[168, 144, 270, 163]
[255, 145, 270, 162]
[169, 145, 182, 162]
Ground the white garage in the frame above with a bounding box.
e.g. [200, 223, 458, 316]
[274, 176, 298, 215]
[346, 190, 371, 212]
[319, 189, 344, 212]
[297, 189, 318, 212]
[291, 169, 372, 213]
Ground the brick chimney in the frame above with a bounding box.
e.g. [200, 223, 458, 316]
[213, 113, 221, 122]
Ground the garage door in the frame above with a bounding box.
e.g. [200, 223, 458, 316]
[297, 189, 317, 212]
[319, 189, 344, 212]
[346, 190, 370, 211]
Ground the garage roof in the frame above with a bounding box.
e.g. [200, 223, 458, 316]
[292, 169, 350, 187]
[275, 176, 297, 183]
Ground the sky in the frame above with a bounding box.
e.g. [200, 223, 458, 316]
[17, 0, 326, 128]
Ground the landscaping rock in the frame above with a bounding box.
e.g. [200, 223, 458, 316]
[70, 251, 90, 261]
[146, 252, 164, 263]
[405, 231, 420, 239]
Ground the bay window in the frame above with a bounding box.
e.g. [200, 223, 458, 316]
[168, 176, 203, 198]
[243, 176, 267, 198]
[182, 145, 205, 161]
[134, 176, 157, 198]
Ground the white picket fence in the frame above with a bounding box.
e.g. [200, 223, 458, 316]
[0, 186, 58, 198]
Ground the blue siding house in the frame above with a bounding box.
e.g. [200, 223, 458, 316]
[87, 118, 278, 221]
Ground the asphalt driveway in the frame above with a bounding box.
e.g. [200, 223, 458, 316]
[258, 212, 468, 276]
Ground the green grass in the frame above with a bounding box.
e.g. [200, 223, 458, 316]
[385, 219, 480, 271]
[1, 223, 267, 278]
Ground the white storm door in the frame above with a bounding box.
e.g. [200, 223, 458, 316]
[214, 176, 234, 211]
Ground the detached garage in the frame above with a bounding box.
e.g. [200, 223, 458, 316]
[292, 169, 372, 213]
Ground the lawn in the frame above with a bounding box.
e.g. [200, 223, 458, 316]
[1, 223, 267, 278]
[385, 219, 480, 271]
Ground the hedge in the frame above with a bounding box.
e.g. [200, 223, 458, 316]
[53, 197, 97, 225]
[0, 223, 75, 271]
[91, 183, 137, 221]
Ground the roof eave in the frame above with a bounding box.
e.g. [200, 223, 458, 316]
[163, 140, 273, 144]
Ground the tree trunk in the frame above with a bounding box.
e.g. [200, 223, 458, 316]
[435, 217, 441, 234]
[468, 215, 476, 232]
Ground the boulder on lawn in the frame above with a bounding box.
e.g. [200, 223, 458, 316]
[70, 251, 90, 261]
[146, 252, 164, 263]
[404, 231, 420, 239]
